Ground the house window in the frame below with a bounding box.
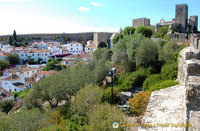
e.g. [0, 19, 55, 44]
[45, 54, 47, 56]
[71, 45, 72, 46]
[27, 72, 29, 75]
[15, 89, 16, 91]
[71, 48, 73, 50]
[32, 71, 34, 73]
[38, 54, 40, 56]
[25, 54, 27, 56]
[77, 45, 78, 46]
[32, 54, 34, 56]
[77, 48, 78, 50]
[22, 54, 23, 56]
[9, 89, 11, 92]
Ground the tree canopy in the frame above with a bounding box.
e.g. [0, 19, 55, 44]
[6, 54, 20, 65]
[135, 26, 153, 38]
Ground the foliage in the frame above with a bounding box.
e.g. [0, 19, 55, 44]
[9, 36, 13, 45]
[135, 26, 153, 38]
[143, 74, 163, 91]
[153, 26, 169, 38]
[70, 84, 103, 116]
[87, 103, 125, 131]
[157, 39, 178, 62]
[148, 80, 179, 91]
[161, 62, 178, 80]
[117, 67, 155, 91]
[37, 57, 43, 64]
[42, 60, 61, 71]
[0, 60, 10, 70]
[122, 26, 135, 36]
[6, 54, 20, 65]
[135, 38, 158, 67]
[102, 87, 121, 104]
[0, 100, 14, 114]
[112, 33, 123, 44]
[13, 89, 30, 98]
[128, 92, 151, 116]
[98, 42, 107, 48]
[112, 33, 145, 71]
[0, 109, 48, 131]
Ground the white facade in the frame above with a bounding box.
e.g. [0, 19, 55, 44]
[12, 49, 51, 63]
[85, 44, 97, 53]
[67, 42, 83, 54]
[0, 53, 10, 61]
[110, 33, 116, 49]
[1, 74, 26, 92]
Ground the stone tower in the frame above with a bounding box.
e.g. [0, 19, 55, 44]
[175, 4, 188, 33]
[132, 18, 151, 28]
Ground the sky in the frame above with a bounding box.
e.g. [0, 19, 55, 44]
[0, 0, 199, 35]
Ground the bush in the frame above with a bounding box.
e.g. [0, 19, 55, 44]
[118, 67, 155, 91]
[135, 26, 153, 38]
[0, 100, 14, 114]
[128, 92, 151, 116]
[87, 103, 125, 131]
[149, 80, 179, 91]
[70, 84, 103, 116]
[102, 87, 121, 104]
[161, 62, 178, 80]
[143, 74, 163, 91]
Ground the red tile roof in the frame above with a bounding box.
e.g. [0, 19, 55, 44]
[0, 87, 14, 101]
[34, 71, 57, 76]
[2, 74, 20, 81]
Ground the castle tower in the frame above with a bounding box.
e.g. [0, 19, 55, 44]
[189, 16, 198, 32]
[132, 18, 151, 28]
[175, 4, 188, 33]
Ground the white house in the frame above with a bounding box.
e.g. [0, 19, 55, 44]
[0, 44, 14, 53]
[32, 41, 48, 49]
[61, 53, 91, 65]
[67, 42, 83, 54]
[12, 49, 51, 63]
[1, 74, 26, 92]
[85, 44, 97, 53]
[0, 87, 14, 101]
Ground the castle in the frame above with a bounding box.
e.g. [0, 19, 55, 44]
[132, 4, 198, 40]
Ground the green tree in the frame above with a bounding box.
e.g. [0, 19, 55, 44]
[87, 103, 126, 131]
[153, 26, 169, 38]
[8, 36, 13, 46]
[70, 84, 103, 116]
[0, 100, 14, 114]
[98, 42, 107, 48]
[135, 26, 153, 37]
[112, 33, 123, 44]
[13, 30, 17, 46]
[0, 109, 48, 131]
[37, 57, 42, 64]
[6, 54, 20, 65]
[135, 38, 158, 67]
[112, 33, 145, 71]
[0, 60, 10, 70]
[122, 26, 135, 36]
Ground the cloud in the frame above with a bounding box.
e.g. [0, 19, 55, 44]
[0, 0, 34, 2]
[77, 7, 90, 12]
[91, 2, 105, 7]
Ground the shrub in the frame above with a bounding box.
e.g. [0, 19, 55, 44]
[128, 92, 151, 116]
[87, 103, 125, 131]
[161, 62, 178, 80]
[0, 100, 14, 114]
[102, 87, 121, 104]
[135, 26, 153, 38]
[143, 74, 163, 91]
[149, 80, 179, 91]
[70, 84, 103, 116]
[118, 67, 155, 91]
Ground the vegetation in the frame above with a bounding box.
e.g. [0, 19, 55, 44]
[153, 26, 169, 40]
[135, 26, 153, 38]
[148, 80, 179, 91]
[6, 54, 20, 65]
[122, 26, 135, 36]
[98, 42, 107, 48]
[112, 33, 123, 44]
[87, 103, 125, 131]
[0, 100, 14, 114]
[128, 92, 151, 116]
[0, 60, 10, 71]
